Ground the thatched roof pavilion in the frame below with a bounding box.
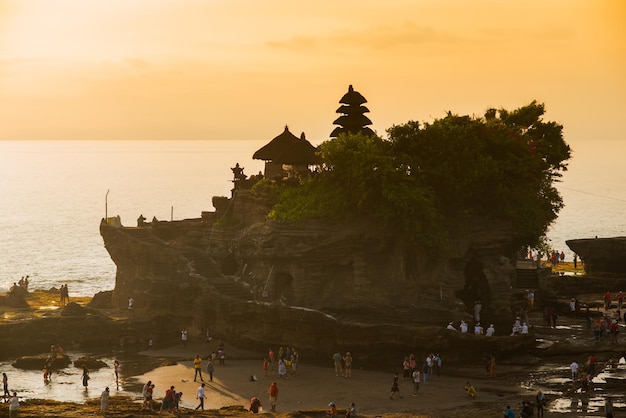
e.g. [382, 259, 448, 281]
[273, 133, 320, 165]
[253, 126, 319, 179]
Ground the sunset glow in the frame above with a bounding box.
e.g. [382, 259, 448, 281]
[1, 0, 624, 143]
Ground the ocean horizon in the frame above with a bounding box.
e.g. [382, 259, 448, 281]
[1, 138, 624, 297]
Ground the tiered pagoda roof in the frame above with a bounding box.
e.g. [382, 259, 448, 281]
[330, 85, 375, 138]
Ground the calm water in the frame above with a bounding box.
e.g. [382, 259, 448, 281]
[0, 350, 165, 404]
[0, 140, 266, 296]
[0, 139, 625, 296]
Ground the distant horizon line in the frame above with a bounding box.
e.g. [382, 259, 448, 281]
[0, 138, 271, 141]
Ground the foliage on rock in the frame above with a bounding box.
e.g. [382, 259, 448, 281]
[268, 101, 570, 251]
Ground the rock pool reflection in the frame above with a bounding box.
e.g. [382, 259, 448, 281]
[0, 351, 163, 403]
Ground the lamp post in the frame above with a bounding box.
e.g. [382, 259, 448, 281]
[105, 189, 110, 221]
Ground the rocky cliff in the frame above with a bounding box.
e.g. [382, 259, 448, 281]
[567, 237, 626, 276]
[100, 190, 531, 364]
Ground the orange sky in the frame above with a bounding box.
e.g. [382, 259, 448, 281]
[0, 0, 624, 144]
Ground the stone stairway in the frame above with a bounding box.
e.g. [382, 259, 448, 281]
[515, 268, 540, 289]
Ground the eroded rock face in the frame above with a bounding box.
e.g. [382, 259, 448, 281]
[100, 191, 523, 363]
[567, 237, 626, 276]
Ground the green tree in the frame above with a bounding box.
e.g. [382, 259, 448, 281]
[268, 101, 570, 252]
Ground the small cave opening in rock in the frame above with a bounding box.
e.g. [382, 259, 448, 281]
[456, 258, 491, 319]
[220, 253, 239, 276]
[272, 272, 294, 303]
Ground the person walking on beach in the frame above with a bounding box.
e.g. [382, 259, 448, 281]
[390, 373, 401, 399]
[332, 351, 343, 377]
[193, 354, 204, 382]
[127, 296, 134, 318]
[195, 382, 206, 410]
[100, 387, 110, 412]
[268, 381, 278, 412]
[488, 354, 497, 377]
[206, 359, 215, 382]
[343, 352, 353, 378]
[411, 368, 420, 396]
[277, 359, 288, 379]
[8, 391, 18, 417]
[268, 347, 276, 372]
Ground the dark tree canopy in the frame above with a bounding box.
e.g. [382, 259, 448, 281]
[265, 101, 570, 252]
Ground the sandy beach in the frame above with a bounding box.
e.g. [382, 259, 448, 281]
[3, 282, 622, 417]
[126, 341, 541, 418]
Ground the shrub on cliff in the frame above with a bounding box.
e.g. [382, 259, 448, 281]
[268, 101, 570, 251]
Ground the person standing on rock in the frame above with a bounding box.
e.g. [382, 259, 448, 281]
[536, 390, 545, 417]
[605, 396, 614, 418]
[8, 391, 18, 417]
[460, 320, 468, 333]
[569, 360, 579, 380]
[100, 387, 110, 412]
[588, 354, 597, 376]
[474, 300, 482, 322]
[113, 360, 120, 384]
[2, 373, 9, 399]
[82, 366, 90, 388]
[127, 297, 134, 318]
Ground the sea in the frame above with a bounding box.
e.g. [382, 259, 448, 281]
[1, 139, 625, 297]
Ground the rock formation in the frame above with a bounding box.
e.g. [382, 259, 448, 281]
[567, 237, 626, 276]
[99, 187, 533, 365]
